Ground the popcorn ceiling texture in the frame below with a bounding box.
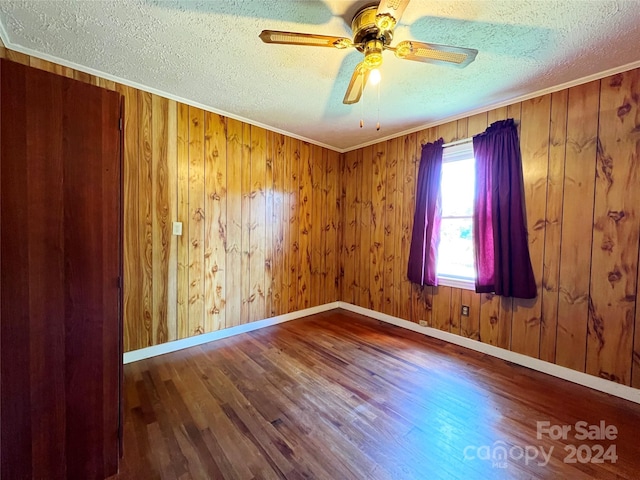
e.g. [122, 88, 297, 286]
[1, 0, 639, 150]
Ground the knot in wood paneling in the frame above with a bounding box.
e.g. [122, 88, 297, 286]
[596, 139, 614, 186]
[617, 102, 632, 119]
[600, 237, 614, 252]
[607, 268, 622, 285]
[607, 210, 626, 223]
[193, 207, 205, 220]
[609, 74, 624, 88]
[533, 218, 547, 231]
[588, 299, 605, 349]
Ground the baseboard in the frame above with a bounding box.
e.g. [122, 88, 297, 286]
[123, 302, 341, 364]
[337, 302, 640, 405]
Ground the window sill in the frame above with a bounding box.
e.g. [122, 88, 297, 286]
[437, 276, 475, 291]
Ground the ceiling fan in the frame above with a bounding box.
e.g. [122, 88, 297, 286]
[259, 0, 478, 105]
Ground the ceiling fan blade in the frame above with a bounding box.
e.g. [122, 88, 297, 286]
[343, 63, 370, 105]
[376, 0, 411, 29]
[259, 30, 353, 49]
[391, 40, 478, 68]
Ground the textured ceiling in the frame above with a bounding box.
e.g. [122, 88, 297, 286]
[1, 1, 640, 151]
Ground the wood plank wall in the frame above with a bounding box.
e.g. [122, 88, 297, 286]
[0, 48, 341, 352]
[4, 44, 640, 389]
[341, 68, 640, 388]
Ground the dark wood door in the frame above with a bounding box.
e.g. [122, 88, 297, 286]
[0, 59, 122, 479]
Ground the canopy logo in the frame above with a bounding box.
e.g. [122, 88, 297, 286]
[463, 441, 553, 469]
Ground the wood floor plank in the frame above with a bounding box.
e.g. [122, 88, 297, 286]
[113, 310, 640, 480]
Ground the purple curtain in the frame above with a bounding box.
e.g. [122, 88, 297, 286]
[407, 139, 443, 286]
[473, 119, 536, 299]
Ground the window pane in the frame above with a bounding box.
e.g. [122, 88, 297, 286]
[441, 158, 474, 217]
[438, 218, 474, 279]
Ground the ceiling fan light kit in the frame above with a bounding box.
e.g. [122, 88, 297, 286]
[363, 39, 384, 69]
[260, 0, 478, 114]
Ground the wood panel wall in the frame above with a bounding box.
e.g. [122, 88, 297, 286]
[119, 99, 340, 352]
[341, 68, 640, 388]
[0, 47, 341, 353]
[4, 44, 640, 389]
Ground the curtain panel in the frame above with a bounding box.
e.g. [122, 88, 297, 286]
[407, 139, 444, 286]
[472, 119, 536, 299]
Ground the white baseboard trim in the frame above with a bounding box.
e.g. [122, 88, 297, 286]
[123, 302, 341, 364]
[337, 302, 640, 405]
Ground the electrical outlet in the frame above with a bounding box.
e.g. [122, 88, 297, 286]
[461, 305, 470, 317]
[419, 320, 428, 327]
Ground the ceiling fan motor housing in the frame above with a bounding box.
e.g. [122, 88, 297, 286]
[352, 6, 393, 49]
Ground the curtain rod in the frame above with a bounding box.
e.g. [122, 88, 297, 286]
[442, 137, 473, 148]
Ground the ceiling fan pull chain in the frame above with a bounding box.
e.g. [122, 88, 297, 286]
[360, 68, 364, 128]
[376, 81, 381, 131]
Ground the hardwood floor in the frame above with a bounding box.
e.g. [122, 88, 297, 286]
[112, 309, 640, 479]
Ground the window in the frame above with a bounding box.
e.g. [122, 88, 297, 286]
[437, 142, 475, 290]
[409, 121, 534, 296]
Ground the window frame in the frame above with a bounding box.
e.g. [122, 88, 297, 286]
[437, 141, 476, 291]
